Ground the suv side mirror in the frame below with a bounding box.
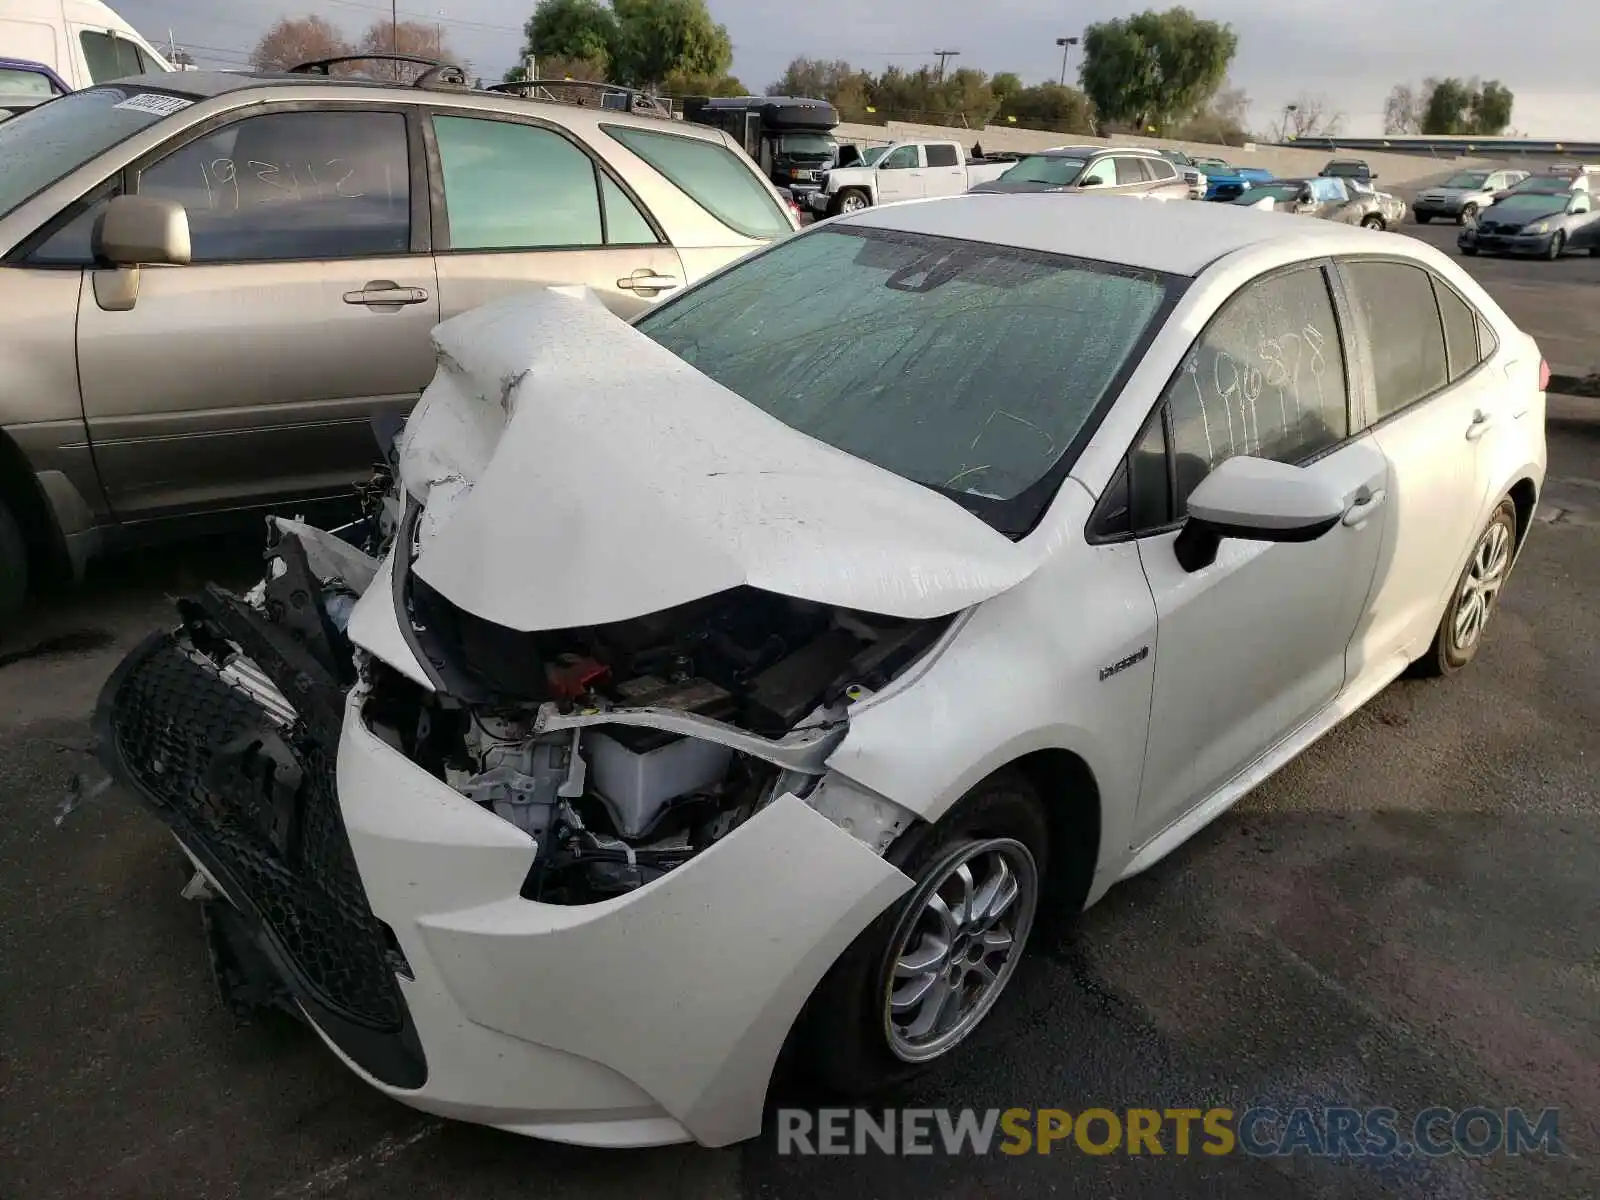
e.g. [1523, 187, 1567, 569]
[1173, 456, 1346, 572]
[93, 195, 191, 267]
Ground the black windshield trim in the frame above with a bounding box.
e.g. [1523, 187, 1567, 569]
[636, 224, 1190, 539]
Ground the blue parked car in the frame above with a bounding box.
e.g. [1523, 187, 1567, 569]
[1192, 156, 1274, 201]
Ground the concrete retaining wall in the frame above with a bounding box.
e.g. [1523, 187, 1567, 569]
[834, 120, 1500, 187]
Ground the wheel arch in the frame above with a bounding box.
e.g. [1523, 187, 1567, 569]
[1007, 747, 1102, 911]
[1507, 476, 1539, 548]
[0, 429, 70, 587]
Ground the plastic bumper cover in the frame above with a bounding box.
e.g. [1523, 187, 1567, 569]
[336, 685, 912, 1147]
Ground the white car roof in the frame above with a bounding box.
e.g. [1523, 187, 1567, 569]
[835, 192, 1391, 276]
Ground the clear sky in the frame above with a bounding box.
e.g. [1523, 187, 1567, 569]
[116, 0, 1600, 139]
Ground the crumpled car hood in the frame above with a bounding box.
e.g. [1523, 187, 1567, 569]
[396, 287, 1038, 632]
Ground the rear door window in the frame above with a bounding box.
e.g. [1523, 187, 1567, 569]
[1433, 279, 1484, 381]
[925, 143, 959, 168]
[603, 124, 791, 239]
[431, 115, 659, 249]
[1339, 260, 1449, 420]
[1114, 157, 1149, 185]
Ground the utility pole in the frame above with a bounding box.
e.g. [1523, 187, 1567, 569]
[391, 0, 398, 52]
[1055, 35, 1078, 86]
[933, 49, 960, 82]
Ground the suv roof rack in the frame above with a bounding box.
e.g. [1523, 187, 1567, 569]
[286, 53, 468, 89]
[485, 78, 674, 120]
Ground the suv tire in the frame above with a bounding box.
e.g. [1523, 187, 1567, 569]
[0, 499, 28, 618]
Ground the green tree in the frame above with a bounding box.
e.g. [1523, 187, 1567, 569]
[988, 72, 1023, 104]
[612, 0, 732, 87]
[1470, 80, 1514, 135]
[521, 0, 619, 76]
[1000, 83, 1095, 135]
[661, 68, 745, 97]
[1079, 8, 1237, 132]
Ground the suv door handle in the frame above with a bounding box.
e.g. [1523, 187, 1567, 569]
[1342, 487, 1387, 526]
[616, 269, 679, 295]
[1466, 409, 1494, 441]
[344, 281, 429, 306]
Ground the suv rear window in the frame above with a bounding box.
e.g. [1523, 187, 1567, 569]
[603, 124, 790, 239]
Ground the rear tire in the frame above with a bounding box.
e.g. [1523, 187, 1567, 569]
[0, 499, 28, 619]
[1408, 499, 1517, 679]
[792, 770, 1056, 1096]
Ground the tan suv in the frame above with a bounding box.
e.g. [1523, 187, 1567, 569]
[967, 145, 1194, 200]
[0, 61, 797, 615]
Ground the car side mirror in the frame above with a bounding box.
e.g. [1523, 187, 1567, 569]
[1369, 172, 1378, 181]
[1173, 456, 1346, 573]
[1079, 176, 1103, 187]
[93, 194, 191, 267]
[90, 195, 190, 312]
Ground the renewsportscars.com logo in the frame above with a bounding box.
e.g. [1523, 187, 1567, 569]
[775, 1106, 1567, 1158]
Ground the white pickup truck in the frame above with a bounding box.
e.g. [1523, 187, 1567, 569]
[801, 139, 1014, 217]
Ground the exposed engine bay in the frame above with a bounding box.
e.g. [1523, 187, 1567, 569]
[167, 443, 944, 908]
[366, 579, 943, 904]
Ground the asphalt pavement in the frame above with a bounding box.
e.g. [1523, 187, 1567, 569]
[2, 414, 1596, 1199]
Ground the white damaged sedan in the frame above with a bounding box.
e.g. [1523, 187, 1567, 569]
[97, 195, 1548, 1149]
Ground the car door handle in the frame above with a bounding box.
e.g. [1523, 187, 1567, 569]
[616, 270, 679, 295]
[1342, 488, 1387, 527]
[1465, 409, 1494, 441]
[344, 281, 429, 306]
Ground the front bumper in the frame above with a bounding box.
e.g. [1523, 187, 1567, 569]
[1413, 199, 1464, 218]
[1460, 230, 1553, 255]
[98, 630, 911, 1148]
[802, 189, 833, 215]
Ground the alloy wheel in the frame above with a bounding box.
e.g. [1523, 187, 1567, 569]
[1452, 519, 1512, 654]
[882, 837, 1038, 1063]
[839, 192, 868, 212]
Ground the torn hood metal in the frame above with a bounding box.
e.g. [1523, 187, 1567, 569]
[396, 287, 1039, 631]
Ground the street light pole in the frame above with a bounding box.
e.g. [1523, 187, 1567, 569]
[1281, 102, 1298, 140]
[1056, 36, 1079, 86]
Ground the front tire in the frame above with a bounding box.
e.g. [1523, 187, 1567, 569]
[832, 188, 870, 215]
[793, 771, 1052, 1095]
[1414, 212, 1432, 224]
[1409, 499, 1517, 678]
[0, 498, 28, 618]
[1461, 244, 1479, 256]
[1361, 214, 1385, 230]
[1545, 230, 1566, 260]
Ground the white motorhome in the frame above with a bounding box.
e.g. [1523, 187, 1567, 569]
[0, 0, 170, 90]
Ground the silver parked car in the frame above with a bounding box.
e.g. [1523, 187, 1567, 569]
[1412, 168, 1529, 225]
[0, 61, 797, 616]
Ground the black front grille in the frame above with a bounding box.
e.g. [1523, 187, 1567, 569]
[103, 633, 405, 1032]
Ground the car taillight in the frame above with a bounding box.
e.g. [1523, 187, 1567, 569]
[1538, 358, 1550, 391]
